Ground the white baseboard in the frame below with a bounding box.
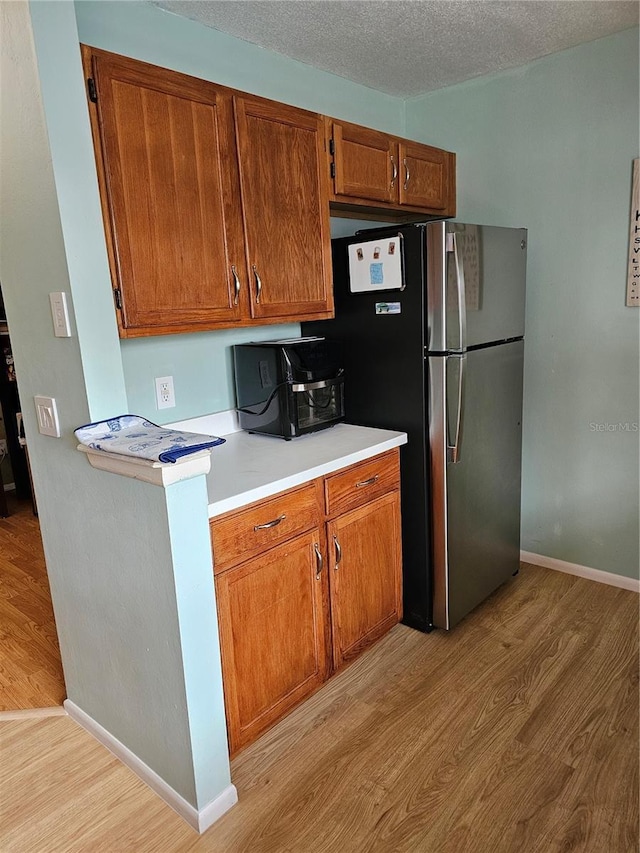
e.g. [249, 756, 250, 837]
[521, 550, 640, 593]
[64, 700, 238, 833]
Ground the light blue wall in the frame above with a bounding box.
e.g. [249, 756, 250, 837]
[406, 29, 640, 579]
[121, 325, 297, 424]
[30, 0, 126, 420]
[2, 0, 229, 810]
[166, 475, 230, 807]
[75, 0, 405, 423]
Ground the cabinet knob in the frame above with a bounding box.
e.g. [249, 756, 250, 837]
[403, 158, 410, 190]
[390, 154, 397, 189]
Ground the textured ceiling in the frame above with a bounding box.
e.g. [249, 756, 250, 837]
[152, 1, 639, 97]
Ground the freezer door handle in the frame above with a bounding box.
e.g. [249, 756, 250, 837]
[447, 354, 466, 464]
[452, 231, 468, 352]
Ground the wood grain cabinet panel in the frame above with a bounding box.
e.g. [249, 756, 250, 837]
[211, 452, 403, 754]
[82, 47, 335, 336]
[327, 491, 402, 669]
[324, 449, 401, 518]
[234, 96, 334, 322]
[329, 120, 397, 204]
[398, 141, 453, 212]
[210, 483, 319, 574]
[82, 46, 247, 337]
[215, 530, 329, 754]
[325, 117, 456, 217]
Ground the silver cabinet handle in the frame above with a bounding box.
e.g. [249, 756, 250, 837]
[333, 534, 342, 568]
[231, 265, 241, 305]
[314, 543, 323, 580]
[356, 475, 379, 488]
[403, 157, 410, 190]
[252, 264, 262, 304]
[390, 154, 397, 188]
[253, 514, 285, 531]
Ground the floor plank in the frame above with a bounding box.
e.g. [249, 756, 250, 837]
[0, 494, 65, 711]
[0, 564, 636, 852]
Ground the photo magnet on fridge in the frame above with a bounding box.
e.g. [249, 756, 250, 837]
[370, 263, 384, 285]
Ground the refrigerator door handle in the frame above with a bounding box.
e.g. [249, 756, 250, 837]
[447, 354, 466, 464]
[452, 232, 468, 352]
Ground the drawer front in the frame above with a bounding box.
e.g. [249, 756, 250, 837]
[211, 483, 319, 573]
[324, 449, 400, 517]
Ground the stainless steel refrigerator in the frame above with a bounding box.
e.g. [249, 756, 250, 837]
[304, 221, 527, 630]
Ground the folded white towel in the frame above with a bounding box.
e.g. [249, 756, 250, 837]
[75, 415, 225, 464]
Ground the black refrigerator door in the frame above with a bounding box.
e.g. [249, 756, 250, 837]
[304, 224, 434, 630]
[429, 340, 524, 629]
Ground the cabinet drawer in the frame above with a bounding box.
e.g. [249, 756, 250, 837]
[211, 483, 319, 573]
[324, 450, 400, 518]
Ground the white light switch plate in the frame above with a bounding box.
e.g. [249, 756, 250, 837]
[49, 292, 72, 337]
[34, 395, 61, 437]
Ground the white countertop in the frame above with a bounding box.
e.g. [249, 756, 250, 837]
[206, 423, 407, 518]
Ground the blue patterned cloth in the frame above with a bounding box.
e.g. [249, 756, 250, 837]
[75, 415, 225, 464]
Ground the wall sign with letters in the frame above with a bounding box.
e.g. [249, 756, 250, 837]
[627, 158, 639, 307]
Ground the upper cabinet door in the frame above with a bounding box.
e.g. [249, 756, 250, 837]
[83, 47, 247, 336]
[329, 120, 397, 204]
[398, 141, 454, 212]
[234, 97, 334, 322]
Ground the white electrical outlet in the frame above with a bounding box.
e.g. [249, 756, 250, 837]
[155, 376, 175, 410]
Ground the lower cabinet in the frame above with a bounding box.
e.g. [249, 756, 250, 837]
[211, 449, 402, 755]
[214, 529, 329, 755]
[327, 491, 402, 669]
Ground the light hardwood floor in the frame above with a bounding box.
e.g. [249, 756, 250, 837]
[0, 494, 66, 711]
[1, 563, 637, 852]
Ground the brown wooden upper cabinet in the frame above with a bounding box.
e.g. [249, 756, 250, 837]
[234, 97, 334, 323]
[326, 118, 456, 217]
[81, 46, 333, 337]
[330, 121, 397, 205]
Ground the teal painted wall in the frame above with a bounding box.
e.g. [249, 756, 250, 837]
[406, 29, 640, 579]
[2, 0, 230, 809]
[30, 0, 127, 421]
[75, 0, 405, 423]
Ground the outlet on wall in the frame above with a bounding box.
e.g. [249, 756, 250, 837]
[155, 376, 175, 410]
